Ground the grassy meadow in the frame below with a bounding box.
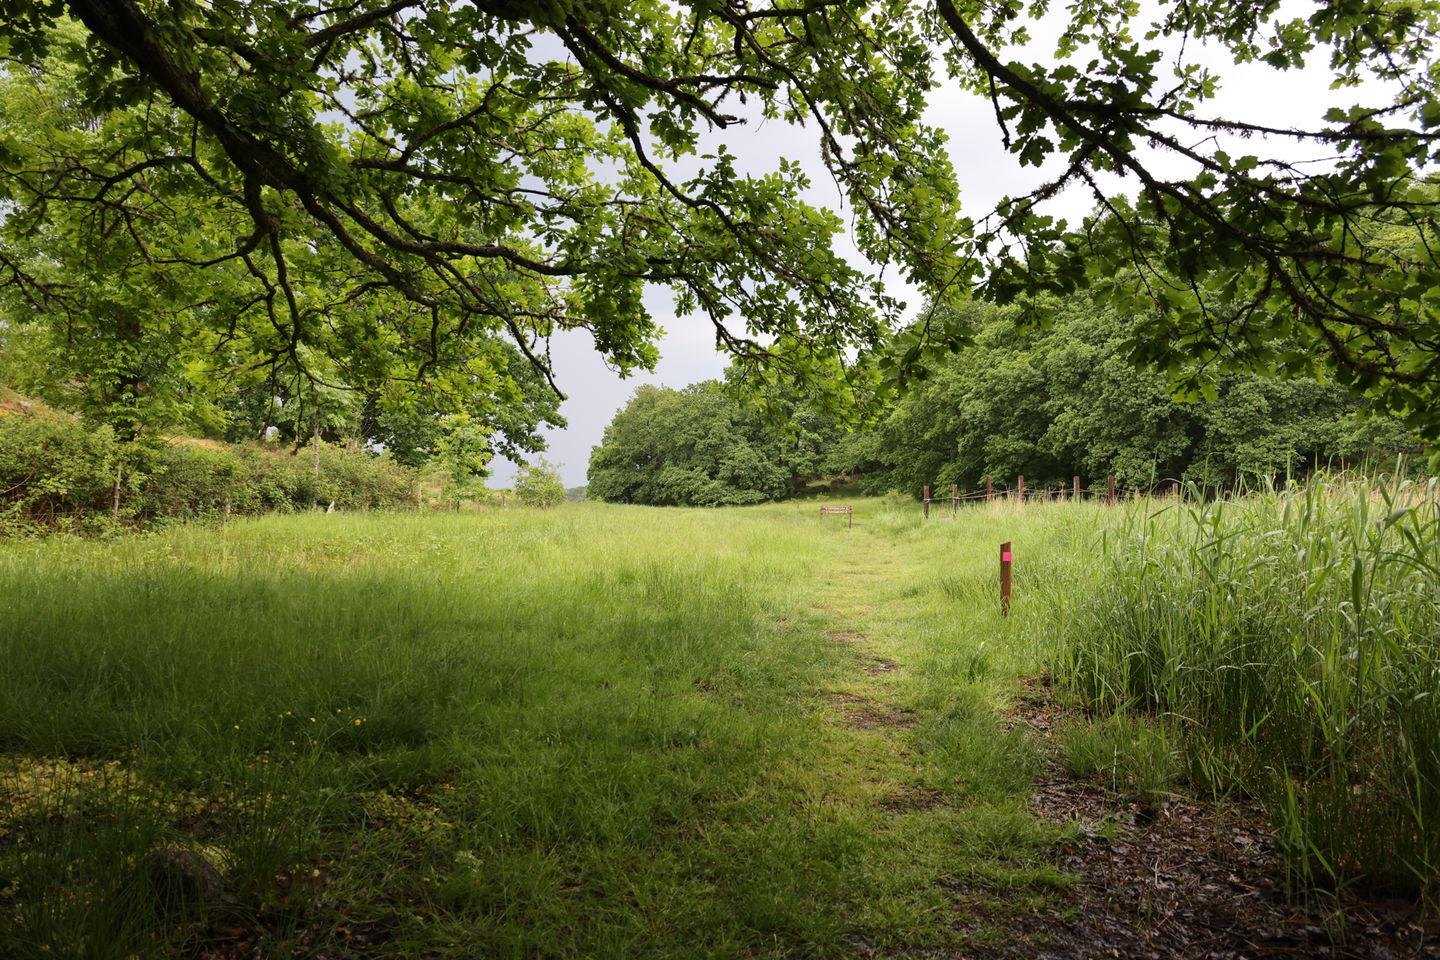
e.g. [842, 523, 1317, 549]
[1, 483, 1436, 957]
[0, 498, 1098, 958]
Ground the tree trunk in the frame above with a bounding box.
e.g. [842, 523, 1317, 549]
[111, 454, 123, 519]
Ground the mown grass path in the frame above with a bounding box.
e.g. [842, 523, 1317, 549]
[747, 509, 1078, 956]
[810, 525, 917, 731]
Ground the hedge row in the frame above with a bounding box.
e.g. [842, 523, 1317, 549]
[0, 412, 416, 534]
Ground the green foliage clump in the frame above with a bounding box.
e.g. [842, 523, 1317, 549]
[426, 412, 494, 507]
[1057, 716, 1177, 808]
[835, 299, 1421, 494]
[0, 29, 565, 459]
[0, 410, 415, 534]
[587, 382, 839, 506]
[0, 410, 120, 530]
[513, 458, 565, 508]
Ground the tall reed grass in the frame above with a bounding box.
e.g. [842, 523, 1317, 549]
[1059, 476, 1440, 894]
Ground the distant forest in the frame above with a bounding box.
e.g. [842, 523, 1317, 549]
[588, 297, 1421, 506]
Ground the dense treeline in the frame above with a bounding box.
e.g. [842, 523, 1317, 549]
[832, 299, 1422, 495]
[0, 399, 415, 534]
[587, 382, 841, 506]
[587, 298, 1422, 505]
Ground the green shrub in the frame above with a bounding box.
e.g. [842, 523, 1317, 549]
[0, 413, 417, 533]
[130, 443, 246, 518]
[0, 413, 119, 533]
[514, 458, 565, 508]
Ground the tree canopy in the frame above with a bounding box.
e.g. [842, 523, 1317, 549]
[587, 381, 839, 505]
[514, 456, 566, 507]
[834, 298, 1422, 494]
[2, 1, 1439, 436]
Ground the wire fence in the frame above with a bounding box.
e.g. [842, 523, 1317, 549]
[918, 476, 1192, 516]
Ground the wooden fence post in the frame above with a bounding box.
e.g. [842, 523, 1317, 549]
[1000, 541, 1013, 616]
[1017, 475, 1025, 504]
[1171, 479, 1181, 497]
[923, 485, 930, 519]
[985, 475, 993, 502]
[1107, 475, 1116, 504]
[951, 483, 958, 516]
[1073, 475, 1080, 500]
[111, 456, 122, 520]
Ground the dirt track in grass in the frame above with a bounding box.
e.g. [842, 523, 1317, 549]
[816, 522, 1439, 960]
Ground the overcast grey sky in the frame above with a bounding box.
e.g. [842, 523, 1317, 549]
[488, 74, 1032, 487]
[489, 9, 1389, 488]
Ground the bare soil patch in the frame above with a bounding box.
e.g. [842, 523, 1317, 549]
[862, 655, 900, 676]
[825, 631, 869, 641]
[967, 677, 1440, 960]
[881, 785, 948, 813]
[829, 692, 916, 731]
[180, 908, 401, 960]
[1003, 674, 1071, 736]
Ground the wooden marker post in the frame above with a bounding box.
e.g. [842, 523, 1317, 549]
[985, 475, 993, 501]
[111, 459, 123, 520]
[923, 485, 930, 519]
[1073, 476, 1081, 500]
[1000, 541, 1013, 616]
[951, 483, 959, 516]
[1107, 475, 1116, 504]
[1017, 475, 1025, 504]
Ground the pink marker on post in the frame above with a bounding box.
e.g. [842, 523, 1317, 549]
[1000, 541, 1013, 616]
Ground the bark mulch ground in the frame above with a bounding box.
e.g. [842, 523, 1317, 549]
[967, 676, 1440, 960]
